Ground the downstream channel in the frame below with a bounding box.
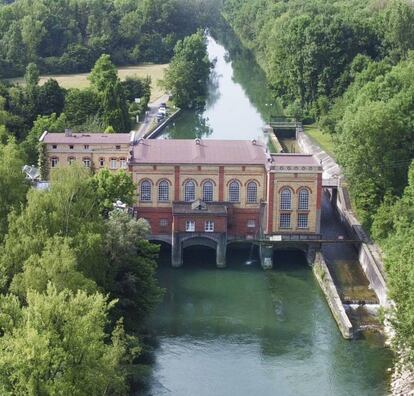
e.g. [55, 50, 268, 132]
[144, 34, 392, 396]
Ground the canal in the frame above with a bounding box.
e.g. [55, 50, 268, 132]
[144, 34, 392, 395]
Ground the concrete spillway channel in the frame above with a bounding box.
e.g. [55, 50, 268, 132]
[320, 192, 384, 340]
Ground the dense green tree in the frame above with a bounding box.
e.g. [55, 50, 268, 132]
[103, 210, 162, 332]
[162, 31, 211, 108]
[0, 138, 28, 240]
[36, 78, 66, 116]
[121, 76, 151, 103]
[0, 165, 105, 290]
[223, 0, 383, 115]
[371, 163, 414, 365]
[89, 54, 118, 93]
[22, 112, 66, 165]
[91, 168, 136, 215]
[383, 0, 414, 58]
[335, 58, 414, 226]
[0, 284, 127, 395]
[24, 62, 40, 91]
[10, 236, 97, 299]
[64, 88, 101, 127]
[0, 0, 208, 78]
[101, 81, 131, 132]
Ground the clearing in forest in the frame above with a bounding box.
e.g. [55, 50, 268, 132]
[7, 64, 168, 101]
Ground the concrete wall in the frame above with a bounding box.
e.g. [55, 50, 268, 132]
[335, 186, 388, 306]
[313, 252, 353, 339]
[145, 108, 182, 139]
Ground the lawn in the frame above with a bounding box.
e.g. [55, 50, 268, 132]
[304, 124, 336, 159]
[7, 64, 168, 102]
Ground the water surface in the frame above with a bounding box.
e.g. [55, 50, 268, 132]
[145, 249, 390, 396]
[160, 35, 279, 140]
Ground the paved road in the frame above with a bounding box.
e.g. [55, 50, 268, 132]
[135, 94, 170, 138]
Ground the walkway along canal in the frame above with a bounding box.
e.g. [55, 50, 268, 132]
[141, 33, 392, 396]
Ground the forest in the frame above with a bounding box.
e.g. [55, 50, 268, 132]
[0, 0, 213, 78]
[222, 0, 414, 367]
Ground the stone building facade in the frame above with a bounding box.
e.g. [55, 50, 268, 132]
[39, 130, 134, 174]
[41, 133, 322, 268]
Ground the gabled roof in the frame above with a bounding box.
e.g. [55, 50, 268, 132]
[271, 153, 321, 167]
[131, 139, 268, 165]
[40, 132, 132, 144]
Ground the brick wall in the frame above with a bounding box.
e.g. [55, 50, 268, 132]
[173, 215, 227, 233]
[228, 208, 261, 238]
[136, 207, 173, 235]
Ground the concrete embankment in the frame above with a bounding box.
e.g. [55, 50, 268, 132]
[313, 252, 353, 339]
[334, 186, 388, 306]
[145, 108, 181, 139]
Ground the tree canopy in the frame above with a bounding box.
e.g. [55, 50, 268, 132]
[0, 285, 127, 395]
[162, 31, 211, 108]
[0, 0, 211, 78]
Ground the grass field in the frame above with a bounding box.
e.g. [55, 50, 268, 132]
[7, 64, 168, 101]
[304, 124, 336, 159]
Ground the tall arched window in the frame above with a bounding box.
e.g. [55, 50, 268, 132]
[158, 180, 169, 202]
[203, 181, 213, 202]
[280, 188, 292, 210]
[140, 180, 152, 202]
[229, 180, 240, 203]
[246, 181, 258, 203]
[184, 180, 196, 202]
[298, 188, 309, 210]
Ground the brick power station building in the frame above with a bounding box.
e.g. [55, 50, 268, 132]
[40, 131, 323, 268]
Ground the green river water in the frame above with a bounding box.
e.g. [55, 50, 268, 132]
[144, 34, 392, 396]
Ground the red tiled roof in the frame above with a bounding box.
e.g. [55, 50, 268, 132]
[131, 139, 268, 165]
[271, 154, 320, 167]
[41, 132, 131, 144]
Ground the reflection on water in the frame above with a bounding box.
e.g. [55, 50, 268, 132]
[145, 248, 391, 396]
[161, 35, 279, 141]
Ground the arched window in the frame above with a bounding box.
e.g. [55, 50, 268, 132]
[280, 188, 292, 210]
[229, 180, 240, 203]
[203, 181, 213, 202]
[140, 180, 152, 202]
[184, 180, 195, 202]
[246, 181, 258, 203]
[298, 188, 309, 210]
[158, 180, 169, 202]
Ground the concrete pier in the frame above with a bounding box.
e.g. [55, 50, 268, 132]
[260, 244, 274, 270]
[171, 232, 227, 268]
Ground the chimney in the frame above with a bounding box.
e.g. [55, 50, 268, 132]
[64, 128, 72, 137]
